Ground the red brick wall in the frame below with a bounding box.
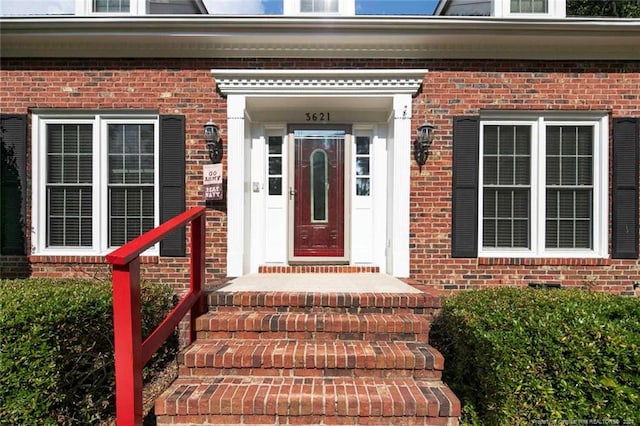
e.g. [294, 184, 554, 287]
[1, 58, 639, 295]
[411, 60, 640, 296]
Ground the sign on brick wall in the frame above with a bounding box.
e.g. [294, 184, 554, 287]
[203, 163, 223, 201]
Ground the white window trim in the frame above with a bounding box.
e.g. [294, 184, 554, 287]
[492, 0, 566, 18]
[31, 113, 159, 256]
[478, 113, 608, 258]
[75, 0, 146, 15]
[283, 0, 355, 16]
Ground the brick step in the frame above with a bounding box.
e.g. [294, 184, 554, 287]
[178, 340, 443, 379]
[196, 311, 430, 342]
[208, 292, 441, 317]
[155, 376, 460, 425]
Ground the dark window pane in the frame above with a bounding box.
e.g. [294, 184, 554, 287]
[142, 189, 154, 216]
[356, 137, 370, 155]
[269, 157, 282, 175]
[48, 156, 63, 183]
[356, 157, 369, 176]
[498, 126, 514, 155]
[561, 157, 577, 185]
[575, 190, 591, 218]
[127, 218, 141, 241]
[513, 190, 529, 218]
[559, 191, 573, 218]
[127, 189, 141, 216]
[483, 157, 498, 185]
[546, 220, 558, 247]
[497, 190, 513, 217]
[483, 219, 496, 247]
[111, 189, 126, 216]
[268, 177, 282, 195]
[577, 127, 593, 155]
[356, 178, 370, 196]
[81, 218, 93, 246]
[513, 220, 529, 247]
[514, 157, 530, 185]
[498, 157, 514, 184]
[111, 218, 125, 246]
[140, 155, 154, 184]
[546, 157, 560, 185]
[109, 156, 124, 184]
[577, 157, 592, 185]
[139, 125, 154, 153]
[547, 127, 560, 155]
[575, 220, 591, 248]
[268, 136, 282, 154]
[483, 189, 496, 217]
[142, 218, 154, 234]
[484, 126, 498, 155]
[497, 220, 512, 246]
[49, 218, 64, 246]
[124, 155, 140, 184]
[63, 156, 78, 184]
[515, 126, 530, 155]
[561, 127, 577, 155]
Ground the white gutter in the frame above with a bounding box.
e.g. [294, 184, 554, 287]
[1, 16, 639, 59]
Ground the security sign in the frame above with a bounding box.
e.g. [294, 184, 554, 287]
[203, 163, 223, 201]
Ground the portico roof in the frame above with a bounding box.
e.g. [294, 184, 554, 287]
[1, 15, 639, 60]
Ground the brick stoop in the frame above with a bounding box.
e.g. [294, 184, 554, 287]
[155, 290, 460, 425]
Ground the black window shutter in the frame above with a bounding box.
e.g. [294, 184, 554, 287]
[452, 116, 480, 258]
[1, 114, 27, 255]
[612, 117, 639, 259]
[159, 115, 186, 257]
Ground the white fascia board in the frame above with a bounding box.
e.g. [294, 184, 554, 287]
[1, 16, 639, 59]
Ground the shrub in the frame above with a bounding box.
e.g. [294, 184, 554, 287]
[0, 278, 177, 425]
[430, 288, 640, 425]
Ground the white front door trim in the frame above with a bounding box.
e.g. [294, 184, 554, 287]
[215, 69, 426, 277]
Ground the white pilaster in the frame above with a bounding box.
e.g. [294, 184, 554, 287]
[226, 95, 246, 277]
[389, 94, 412, 277]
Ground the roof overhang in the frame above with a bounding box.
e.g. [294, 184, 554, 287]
[1, 16, 639, 60]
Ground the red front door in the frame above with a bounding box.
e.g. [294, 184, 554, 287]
[292, 129, 346, 259]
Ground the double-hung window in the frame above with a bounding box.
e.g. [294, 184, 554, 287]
[493, 0, 566, 17]
[74, 0, 145, 15]
[479, 113, 608, 258]
[284, 0, 354, 15]
[33, 113, 159, 255]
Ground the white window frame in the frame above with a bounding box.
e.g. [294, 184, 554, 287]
[492, 0, 566, 18]
[478, 112, 608, 258]
[283, 0, 355, 16]
[75, 0, 146, 15]
[32, 113, 160, 256]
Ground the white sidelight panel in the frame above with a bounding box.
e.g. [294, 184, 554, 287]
[351, 127, 374, 264]
[263, 126, 288, 264]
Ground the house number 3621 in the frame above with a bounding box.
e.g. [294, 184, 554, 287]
[305, 112, 331, 122]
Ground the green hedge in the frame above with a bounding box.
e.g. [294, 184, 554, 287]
[0, 278, 177, 425]
[430, 288, 640, 425]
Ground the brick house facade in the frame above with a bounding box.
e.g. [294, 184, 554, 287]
[1, 2, 639, 296]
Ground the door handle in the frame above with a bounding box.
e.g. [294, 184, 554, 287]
[289, 188, 297, 200]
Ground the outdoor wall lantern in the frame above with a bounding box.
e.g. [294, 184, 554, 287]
[203, 121, 223, 163]
[414, 122, 435, 172]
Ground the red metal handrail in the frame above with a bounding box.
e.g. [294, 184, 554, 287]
[106, 206, 207, 426]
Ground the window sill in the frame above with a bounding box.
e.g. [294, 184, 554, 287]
[29, 255, 159, 264]
[478, 257, 611, 266]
